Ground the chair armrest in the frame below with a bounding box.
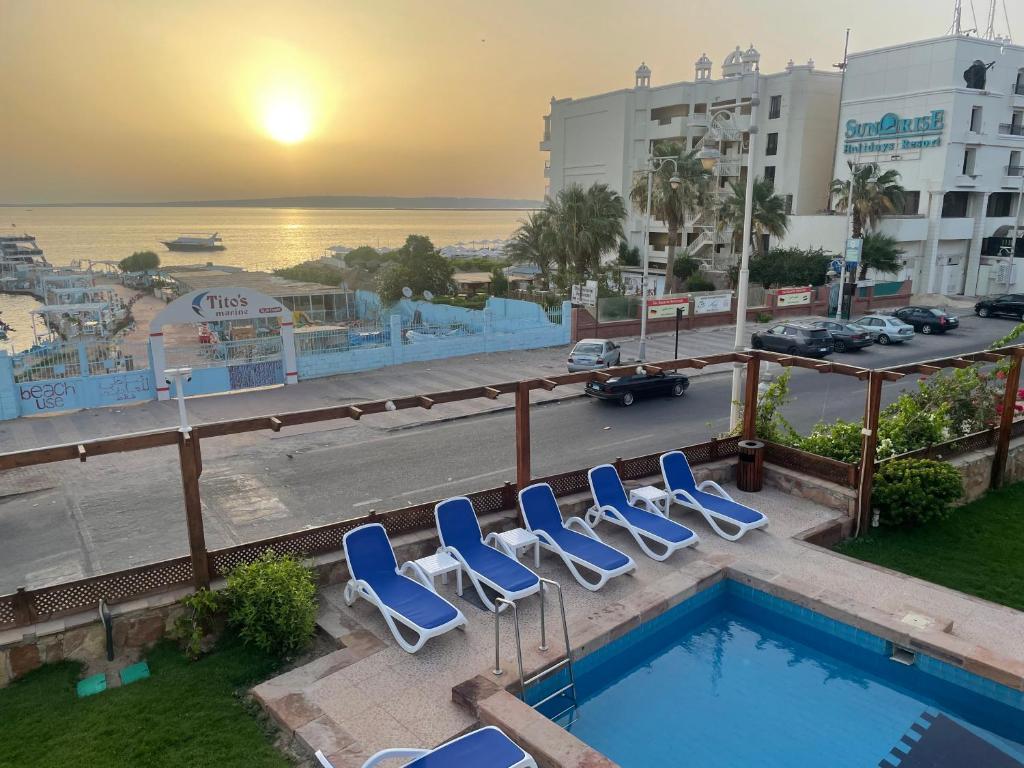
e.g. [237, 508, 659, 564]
[564, 516, 599, 539]
[398, 560, 436, 591]
[483, 532, 515, 558]
[697, 480, 733, 500]
[362, 748, 431, 767]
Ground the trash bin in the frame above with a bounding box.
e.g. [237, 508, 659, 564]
[736, 439, 765, 492]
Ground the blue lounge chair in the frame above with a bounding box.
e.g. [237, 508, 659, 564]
[316, 725, 538, 768]
[518, 482, 635, 591]
[659, 450, 768, 541]
[435, 496, 541, 612]
[586, 464, 698, 561]
[342, 523, 467, 653]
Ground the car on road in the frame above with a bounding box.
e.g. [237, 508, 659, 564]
[585, 370, 689, 407]
[568, 339, 622, 372]
[974, 294, 1024, 321]
[750, 323, 833, 358]
[892, 306, 959, 335]
[808, 320, 873, 352]
[852, 314, 915, 345]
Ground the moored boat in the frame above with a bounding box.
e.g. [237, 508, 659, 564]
[160, 233, 226, 252]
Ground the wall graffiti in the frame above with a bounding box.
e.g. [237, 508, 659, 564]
[20, 381, 78, 411]
[97, 372, 155, 403]
[229, 360, 284, 390]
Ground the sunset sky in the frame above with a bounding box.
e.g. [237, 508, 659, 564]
[2, 0, 1020, 204]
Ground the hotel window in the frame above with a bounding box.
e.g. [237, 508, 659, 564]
[988, 193, 1013, 218]
[768, 95, 781, 120]
[942, 191, 970, 218]
[763, 165, 776, 184]
[970, 106, 982, 133]
[1011, 150, 1023, 176]
[962, 147, 977, 175]
[766, 132, 778, 156]
[901, 191, 921, 215]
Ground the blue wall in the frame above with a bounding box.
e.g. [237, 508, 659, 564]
[15, 368, 156, 416]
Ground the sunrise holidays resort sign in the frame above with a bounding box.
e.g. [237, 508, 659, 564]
[843, 110, 945, 155]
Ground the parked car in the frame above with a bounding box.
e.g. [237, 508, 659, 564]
[852, 314, 915, 345]
[975, 294, 1024, 321]
[809, 320, 873, 352]
[567, 339, 621, 372]
[585, 370, 689, 407]
[892, 306, 959, 335]
[750, 323, 833, 358]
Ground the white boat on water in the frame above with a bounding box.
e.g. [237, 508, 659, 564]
[160, 232, 226, 252]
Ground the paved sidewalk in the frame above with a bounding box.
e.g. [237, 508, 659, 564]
[0, 322, 765, 453]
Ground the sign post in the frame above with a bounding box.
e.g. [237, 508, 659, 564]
[836, 238, 862, 320]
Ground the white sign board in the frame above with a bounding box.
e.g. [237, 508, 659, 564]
[151, 287, 288, 330]
[845, 238, 863, 265]
[776, 286, 813, 308]
[694, 293, 733, 315]
[647, 295, 691, 319]
[572, 281, 597, 306]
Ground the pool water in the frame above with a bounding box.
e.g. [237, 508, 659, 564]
[533, 581, 1024, 768]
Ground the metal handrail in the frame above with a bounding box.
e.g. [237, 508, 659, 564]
[493, 597, 524, 689]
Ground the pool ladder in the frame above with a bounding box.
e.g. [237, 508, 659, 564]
[493, 577, 579, 725]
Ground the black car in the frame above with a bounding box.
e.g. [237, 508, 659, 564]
[750, 323, 833, 358]
[975, 294, 1024, 321]
[892, 306, 959, 334]
[585, 370, 689, 407]
[809, 320, 873, 352]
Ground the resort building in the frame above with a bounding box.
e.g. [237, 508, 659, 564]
[784, 34, 1024, 297]
[540, 47, 843, 284]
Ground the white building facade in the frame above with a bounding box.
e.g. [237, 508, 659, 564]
[784, 35, 1024, 297]
[540, 47, 842, 282]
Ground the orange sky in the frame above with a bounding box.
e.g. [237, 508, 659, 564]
[1, 0, 1019, 203]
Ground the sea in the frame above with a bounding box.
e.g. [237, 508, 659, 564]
[1, 205, 531, 351]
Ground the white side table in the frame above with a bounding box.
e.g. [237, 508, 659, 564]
[400, 551, 462, 595]
[487, 527, 541, 568]
[629, 485, 670, 516]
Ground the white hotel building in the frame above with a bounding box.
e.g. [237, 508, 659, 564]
[540, 46, 842, 284]
[541, 35, 1024, 297]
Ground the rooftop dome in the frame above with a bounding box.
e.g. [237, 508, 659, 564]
[742, 44, 760, 61]
[635, 62, 651, 77]
[723, 46, 744, 66]
[695, 52, 712, 67]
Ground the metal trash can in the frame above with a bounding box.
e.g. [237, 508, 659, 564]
[736, 439, 765, 492]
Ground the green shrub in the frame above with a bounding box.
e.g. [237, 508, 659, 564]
[754, 311, 773, 323]
[225, 551, 317, 658]
[798, 419, 863, 463]
[685, 276, 717, 293]
[173, 588, 224, 660]
[872, 459, 963, 527]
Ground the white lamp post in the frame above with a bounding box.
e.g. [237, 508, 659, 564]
[638, 158, 682, 362]
[164, 366, 193, 433]
[729, 67, 761, 431]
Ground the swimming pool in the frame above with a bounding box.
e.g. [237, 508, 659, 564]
[530, 580, 1024, 767]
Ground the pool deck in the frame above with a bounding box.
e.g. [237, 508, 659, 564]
[253, 484, 1024, 767]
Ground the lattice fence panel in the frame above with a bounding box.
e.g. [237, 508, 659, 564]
[763, 442, 856, 488]
[1012, 420, 1024, 439]
[0, 596, 15, 627]
[621, 454, 660, 482]
[469, 486, 511, 515]
[30, 558, 193, 619]
[541, 469, 590, 498]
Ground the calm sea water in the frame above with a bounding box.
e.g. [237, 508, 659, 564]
[1, 206, 530, 351]
[1, 206, 530, 271]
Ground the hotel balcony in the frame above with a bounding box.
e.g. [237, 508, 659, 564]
[1004, 165, 1024, 187]
[878, 215, 928, 243]
[939, 217, 975, 241]
[543, 160, 551, 178]
[648, 116, 685, 140]
[687, 113, 709, 129]
[998, 123, 1024, 138]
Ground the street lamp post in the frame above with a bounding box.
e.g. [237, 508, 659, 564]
[638, 157, 682, 362]
[728, 68, 761, 431]
[835, 174, 856, 320]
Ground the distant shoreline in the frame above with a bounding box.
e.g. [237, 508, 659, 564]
[0, 196, 542, 211]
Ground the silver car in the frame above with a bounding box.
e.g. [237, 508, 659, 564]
[852, 315, 915, 345]
[568, 339, 621, 371]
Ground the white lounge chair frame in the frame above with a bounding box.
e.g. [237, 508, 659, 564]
[435, 497, 541, 612]
[659, 451, 769, 541]
[585, 465, 699, 562]
[519, 482, 635, 592]
[317, 726, 538, 768]
[342, 525, 467, 654]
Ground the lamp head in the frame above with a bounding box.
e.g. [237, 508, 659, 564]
[698, 146, 720, 171]
[669, 174, 681, 190]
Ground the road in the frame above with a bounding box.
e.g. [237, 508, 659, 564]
[0, 314, 1017, 592]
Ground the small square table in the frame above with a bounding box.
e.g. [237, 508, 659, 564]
[489, 527, 541, 567]
[629, 485, 670, 516]
[400, 550, 462, 594]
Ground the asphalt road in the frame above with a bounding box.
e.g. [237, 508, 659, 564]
[0, 314, 1017, 592]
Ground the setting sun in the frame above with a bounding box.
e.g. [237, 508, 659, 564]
[263, 96, 312, 144]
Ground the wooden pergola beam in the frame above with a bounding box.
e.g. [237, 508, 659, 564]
[417, 396, 434, 410]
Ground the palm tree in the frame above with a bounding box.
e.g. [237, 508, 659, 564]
[629, 143, 709, 293]
[506, 210, 556, 288]
[718, 176, 789, 258]
[857, 232, 905, 280]
[830, 161, 906, 238]
[545, 183, 626, 287]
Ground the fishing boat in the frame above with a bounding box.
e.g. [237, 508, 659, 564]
[159, 233, 226, 252]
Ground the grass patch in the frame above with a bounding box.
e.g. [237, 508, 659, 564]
[835, 482, 1024, 612]
[0, 638, 292, 768]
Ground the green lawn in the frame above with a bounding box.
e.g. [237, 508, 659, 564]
[835, 482, 1024, 612]
[0, 639, 291, 768]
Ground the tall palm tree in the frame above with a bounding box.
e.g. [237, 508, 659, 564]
[830, 161, 906, 238]
[857, 232, 905, 280]
[506, 210, 556, 288]
[718, 176, 789, 258]
[545, 183, 626, 287]
[629, 143, 709, 293]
